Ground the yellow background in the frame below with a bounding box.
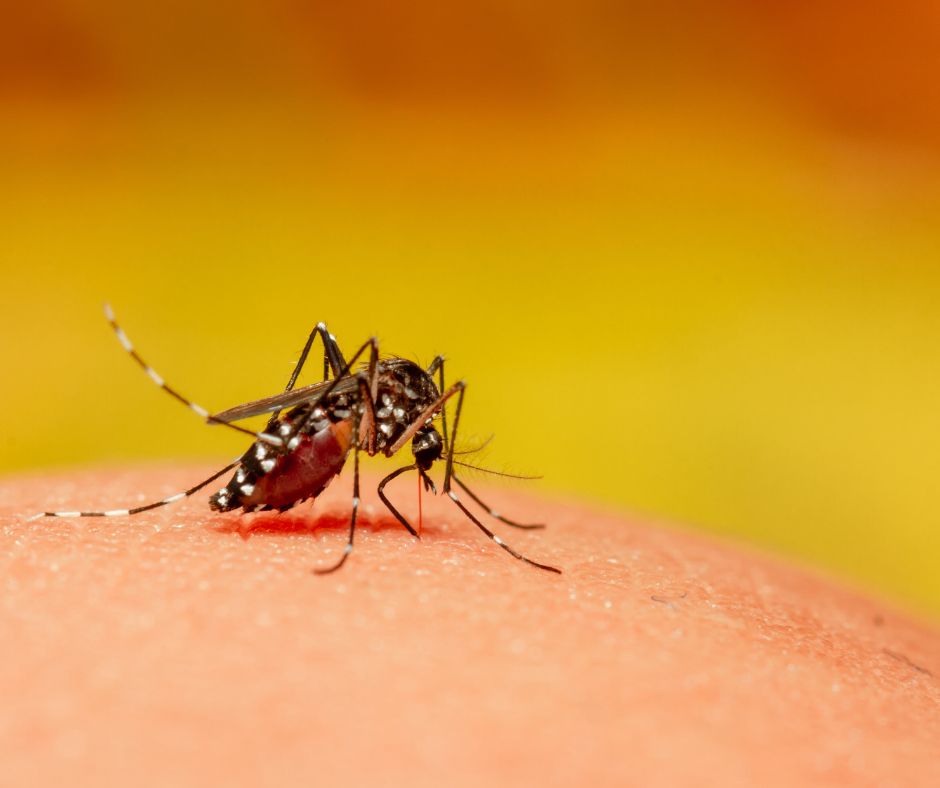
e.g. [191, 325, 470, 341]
[3, 3, 940, 615]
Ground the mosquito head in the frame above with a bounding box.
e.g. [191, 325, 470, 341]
[412, 425, 444, 471]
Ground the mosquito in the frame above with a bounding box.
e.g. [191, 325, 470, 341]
[27, 305, 560, 575]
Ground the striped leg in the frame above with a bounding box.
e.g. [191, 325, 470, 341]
[426, 355, 448, 451]
[261, 320, 345, 433]
[430, 349, 538, 530]
[25, 461, 240, 522]
[104, 304, 283, 447]
[453, 475, 545, 530]
[313, 375, 373, 574]
[376, 464, 421, 538]
[274, 336, 381, 455]
[314, 438, 361, 575]
[441, 385, 561, 574]
[275, 321, 346, 403]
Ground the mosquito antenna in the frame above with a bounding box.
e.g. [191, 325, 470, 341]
[451, 459, 542, 480]
[104, 304, 283, 447]
[452, 434, 495, 456]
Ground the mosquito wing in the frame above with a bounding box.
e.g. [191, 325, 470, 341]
[210, 377, 360, 423]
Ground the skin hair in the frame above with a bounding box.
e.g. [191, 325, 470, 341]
[3, 465, 939, 787]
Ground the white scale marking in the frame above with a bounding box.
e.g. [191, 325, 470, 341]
[447, 491, 458, 502]
[288, 436, 301, 450]
[146, 367, 164, 387]
[190, 403, 209, 418]
[493, 535, 504, 546]
[255, 445, 267, 460]
[261, 459, 275, 473]
[104, 509, 130, 517]
[115, 329, 133, 352]
[163, 493, 186, 503]
[56, 511, 81, 518]
[240, 483, 255, 496]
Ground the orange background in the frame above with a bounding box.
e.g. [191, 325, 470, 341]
[4, 2, 940, 614]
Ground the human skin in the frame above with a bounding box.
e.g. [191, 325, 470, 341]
[1, 465, 938, 788]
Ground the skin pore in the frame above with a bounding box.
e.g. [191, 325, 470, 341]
[1, 465, 939, 787]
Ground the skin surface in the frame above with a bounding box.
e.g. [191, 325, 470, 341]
[1, 465, 939, 788]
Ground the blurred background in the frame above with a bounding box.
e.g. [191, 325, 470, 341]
[3, 2, 940, 614]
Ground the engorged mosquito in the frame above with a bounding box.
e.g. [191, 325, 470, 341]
[28, 306, 560, 574]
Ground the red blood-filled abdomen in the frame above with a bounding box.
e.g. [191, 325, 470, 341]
[242, 420, 353, 511]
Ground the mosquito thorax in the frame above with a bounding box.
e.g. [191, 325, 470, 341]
[372, 359, 441, 454]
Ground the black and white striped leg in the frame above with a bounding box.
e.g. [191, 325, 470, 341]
[25, 461, 240, 522]
[314, 337, 380, 454]
[266, 321, 346, 429]
[103, 304, 283, 448]
[377, 464, 421, 538]
[312, 374, 376, 574]
[442, 385, 560, 574]
[217, 337, 381, 465]
[453, 475, 545, 530]
[304, 336, 379, 414]
[426, 355, 448, 450]
[283, 321, 346, 391]
[315, 437, 361, 575]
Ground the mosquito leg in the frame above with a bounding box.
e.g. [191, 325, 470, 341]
[304, 371, 376, 573]
[310, 337, 379, 410]
[211, 338, 380, 445]
[426, 356, 444, 376]
[283, 322, 346, 392]
[103, 304, 284, 448]
[426, 355, 448, 451]
[267, 322, 346, 428]
[446, 493, 560, 573]
[350, 369, 379, 457]
[442, 385, 560, 574]
[300, 342, 380, 454]
[453, 475, 545, 529]
[377, 464, 420, 538]
[25, 461, 240, 522]
[314, 433, 361, 574]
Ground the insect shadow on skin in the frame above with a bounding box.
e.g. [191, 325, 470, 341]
[28, 305, 561, 575]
